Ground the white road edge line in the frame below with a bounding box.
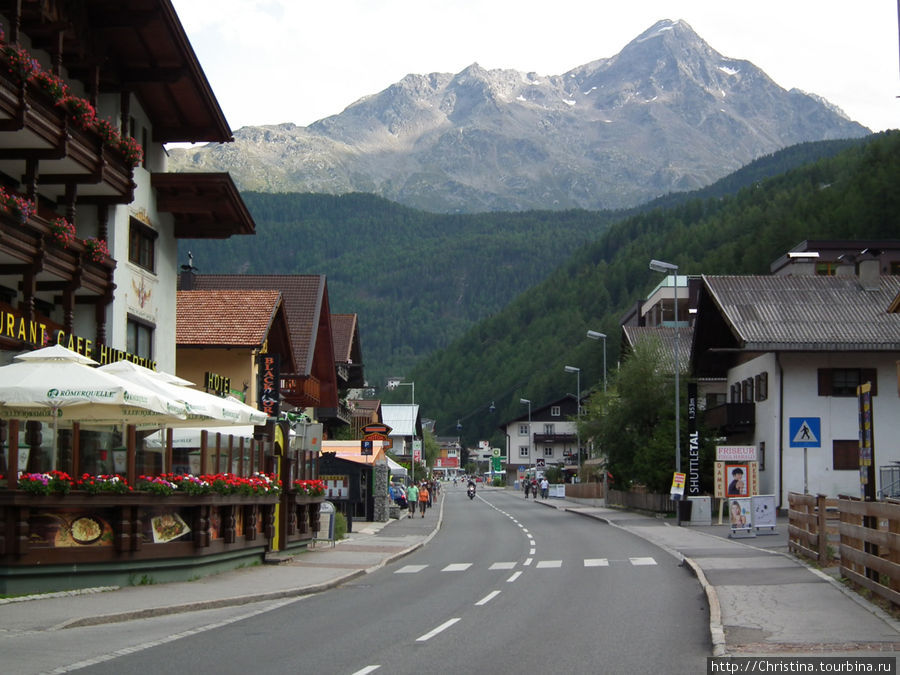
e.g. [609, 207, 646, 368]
[475, 590, 501, 606]
[351, 667, 381, 675]
[416, 618, 461, 642]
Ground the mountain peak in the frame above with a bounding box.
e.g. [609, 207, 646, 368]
[169, 20, 869, 213]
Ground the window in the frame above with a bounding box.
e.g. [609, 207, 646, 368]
[742, 378, 754, 403]
[544, 447, 553, 457]
[818, 368, 878, 397]
[128, 219, 157, 272]
[518, 424, 529, 436]
[519, 446, 530, 458]
[550, 406, 561, 417]
[755, 373, 768, 401]
[730, 383, 740, 403]
[833, 440, 859, 471]
[543, 423, 555, 435]
[127, 316, 153, 361]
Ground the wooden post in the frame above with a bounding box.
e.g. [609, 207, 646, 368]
[817, 494, 828, 562]
[126, 425, 136, 486]
[165, 427, 173, 474]
[8, 420, 19, 480]
[200, 430, 209, 475]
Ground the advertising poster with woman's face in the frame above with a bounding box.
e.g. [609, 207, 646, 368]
[726, 463, 749, 497]
[730, 498, 752, 530]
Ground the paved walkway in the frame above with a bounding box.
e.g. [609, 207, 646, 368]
[3, 489, 899, 658]
[538, 496, 900, 656]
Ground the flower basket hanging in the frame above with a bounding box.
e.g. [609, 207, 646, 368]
[82, 237, 109, 263]
[49, 217, 76, 248]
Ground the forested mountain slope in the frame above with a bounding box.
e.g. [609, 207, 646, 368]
[410, 131, 900, 444]
[179, 137, 874, 389]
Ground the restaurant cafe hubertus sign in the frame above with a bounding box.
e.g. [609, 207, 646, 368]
[0, 304, 157, 369]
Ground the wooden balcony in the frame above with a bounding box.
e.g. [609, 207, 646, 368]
[704, 402, 755, 434]
[0, 70, 135, 205]
[280, 375, 321, 407]
[533, 432, 577, 444]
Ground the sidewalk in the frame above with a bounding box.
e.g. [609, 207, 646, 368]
[536, 496, 900, 656]
[0, 501, 444, 634]
[3, 491, 900, 658]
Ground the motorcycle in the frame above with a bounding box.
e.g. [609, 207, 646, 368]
[467, 486, 476, 500]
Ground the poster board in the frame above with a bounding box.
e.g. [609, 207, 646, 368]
[751, 494, 777, 532]
[714, 461, 759, 498]
[728, 497, 753, 536]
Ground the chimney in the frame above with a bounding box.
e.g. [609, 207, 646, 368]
[179, 251, 196, 290]
[859, 258, 880, 291]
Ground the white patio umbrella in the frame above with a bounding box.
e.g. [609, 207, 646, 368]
[97, 360, 268, 428]
[0, 345, 187, 425]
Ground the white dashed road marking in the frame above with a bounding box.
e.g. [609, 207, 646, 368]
[584, 558, 610, 567]
[416, 618, 460, 642]
[475, 590, 501, 606]
[536, 560, 562, 568]
[395, 564, 428, 574]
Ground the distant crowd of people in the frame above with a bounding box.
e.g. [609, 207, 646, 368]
[523, 476, 549, 499]
[389, 478, 441, 518]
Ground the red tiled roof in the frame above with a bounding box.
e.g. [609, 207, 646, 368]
[181, 275, 331, 376]
[176, 290, 282, 346]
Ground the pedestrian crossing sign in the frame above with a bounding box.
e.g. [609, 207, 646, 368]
[789, 417, 821, 448]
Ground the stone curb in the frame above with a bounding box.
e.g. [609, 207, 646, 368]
[57, 496, 447, 630]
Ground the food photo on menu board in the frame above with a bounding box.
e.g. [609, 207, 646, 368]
[149, 512, 191, 543]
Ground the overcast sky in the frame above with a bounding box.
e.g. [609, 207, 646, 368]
[171, 0, 899, 134]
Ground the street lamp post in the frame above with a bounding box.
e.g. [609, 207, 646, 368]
[649, 259, 681, 524]
[564, 366, 581, 480]
[520, 398, 532, 480]
[586, 330, 607, 392]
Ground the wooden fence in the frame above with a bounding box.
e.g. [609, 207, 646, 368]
[787, 492, 840, 563]
[789, 492, 900, 608]
[607, 488, 675, 513]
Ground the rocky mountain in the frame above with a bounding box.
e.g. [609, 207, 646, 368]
[168, 19, 870, 213]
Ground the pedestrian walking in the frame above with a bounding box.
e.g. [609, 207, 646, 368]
[418, 482, 430, 517]
[540, 477, 549, 499]
[524, 479, 531, 499]
[531, 477, 538, 499]
[406, 482, 419, 518]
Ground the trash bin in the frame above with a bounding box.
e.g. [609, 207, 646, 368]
[677, 499, 693, 523]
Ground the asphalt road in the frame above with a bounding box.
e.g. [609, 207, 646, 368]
[71, 485, 710, 675]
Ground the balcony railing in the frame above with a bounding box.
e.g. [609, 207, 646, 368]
[0, 69, 136, 205]
[280, 375, 321, 407]
[704, 402, 755, 434]
[533, 432, 577, 444]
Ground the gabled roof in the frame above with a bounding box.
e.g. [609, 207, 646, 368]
[697, 275, 900, 352]
[381, 404, 421, 437]
[331, 314, 357, 363]
[176, 290, 282, 346]
[17, 0, 233, 142]
[331, 313, 365, 388]
[622, 325, 692, 375]
[183, 275, 334, 377]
